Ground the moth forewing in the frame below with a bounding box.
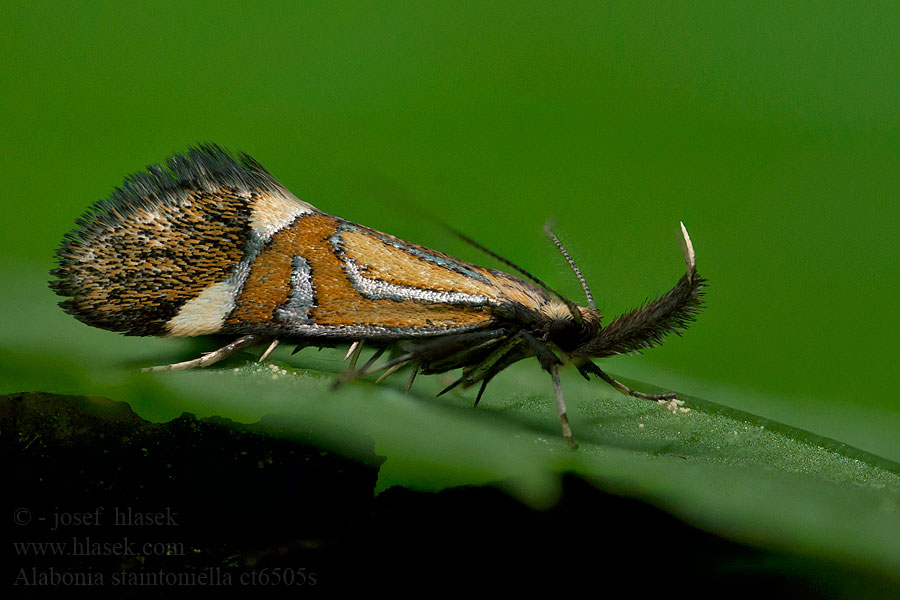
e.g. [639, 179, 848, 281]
[51, 145, 706, 449]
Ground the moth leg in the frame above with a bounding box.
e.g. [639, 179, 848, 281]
[470, 338, 531, 407]
[143, 334, 263, 372]
[400, 329, 507, 374]
[258, 339, 281, 363]
[464, 335, 528, 385]
[474, 379, 490, 406]
[519, 331, 577, 449]
[436, 376, 464, 397]
[549, 363, 578, 449]
[375, 360, 410, 384]
[334, 346, 398, 389]
[345, 340, 365, 372]
[436, 334, 527, 401]
[405, 362, 420, 393]
[578, 362, 688, 413]
[358, 347, 386, 375]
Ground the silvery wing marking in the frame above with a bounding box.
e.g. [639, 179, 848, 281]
[340, 258, 495, 306]
[275, 255, 316, 323]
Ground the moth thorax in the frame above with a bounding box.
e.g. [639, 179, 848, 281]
[540, 301, 575, 322]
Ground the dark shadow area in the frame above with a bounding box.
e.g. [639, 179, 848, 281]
[1, 392, 895, 598]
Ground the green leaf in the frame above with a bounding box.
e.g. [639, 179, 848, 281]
[4, 336, 899, 582]
[3, 264, 899, 588]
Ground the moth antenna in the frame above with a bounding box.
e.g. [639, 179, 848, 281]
[448, 226, 553, 292]
[448, 225, 584, 323]
[543, 224, 596, 310]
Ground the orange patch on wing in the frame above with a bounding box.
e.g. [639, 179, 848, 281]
[227, 247, 295, 326]
[229, 213, 495, 331]
[338, 229, 498, 296]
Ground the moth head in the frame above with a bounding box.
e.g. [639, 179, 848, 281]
[544, 304, 602, 353]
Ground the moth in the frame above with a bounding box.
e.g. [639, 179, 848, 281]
[51, 145, 706, 448]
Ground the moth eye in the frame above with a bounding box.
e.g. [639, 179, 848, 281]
[548, 318, 583, 351]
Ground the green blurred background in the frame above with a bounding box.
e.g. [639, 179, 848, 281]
[2, 1, 898, 460]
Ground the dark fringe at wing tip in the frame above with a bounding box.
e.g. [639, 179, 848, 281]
[49, 145, 286, 305]
[49, 144, 281, 273]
